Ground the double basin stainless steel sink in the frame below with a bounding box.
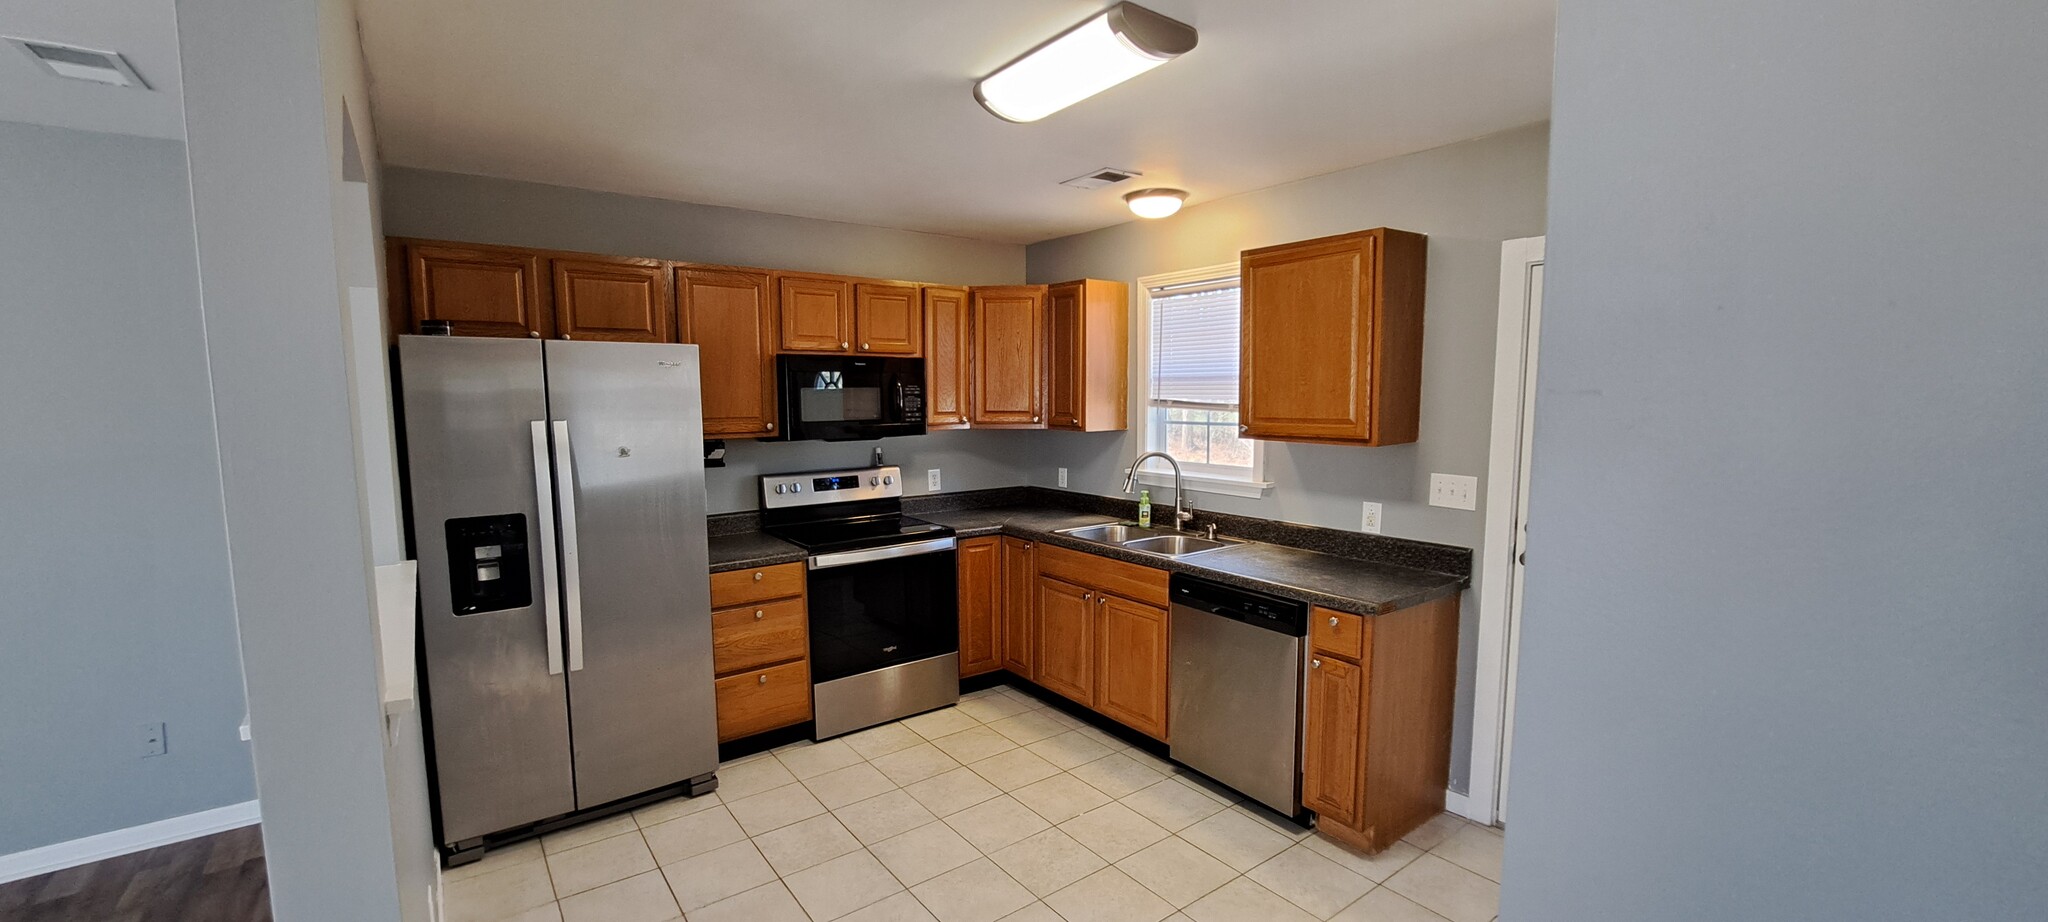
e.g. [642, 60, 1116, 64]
[1055, 522, 1245, 558]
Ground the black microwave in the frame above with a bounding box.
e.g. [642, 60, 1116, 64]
[774, 355, 927, 441]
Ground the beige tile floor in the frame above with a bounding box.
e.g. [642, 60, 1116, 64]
[442, 683, 1502, 922]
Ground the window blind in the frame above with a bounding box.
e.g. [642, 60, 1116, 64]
[1149, 281, 1241, 407]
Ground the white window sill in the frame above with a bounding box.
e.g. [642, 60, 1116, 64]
[1133, 469, 1273, 499]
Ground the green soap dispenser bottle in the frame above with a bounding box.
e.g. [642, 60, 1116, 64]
[1137, 490, 1152, 527]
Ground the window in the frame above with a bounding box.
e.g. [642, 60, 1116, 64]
[1138, 265, 1269, 496]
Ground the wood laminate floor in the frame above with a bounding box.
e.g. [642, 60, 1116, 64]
[0, 824, 271, 922]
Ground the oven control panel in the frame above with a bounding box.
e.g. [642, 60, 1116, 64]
[761, 465, 904, 509]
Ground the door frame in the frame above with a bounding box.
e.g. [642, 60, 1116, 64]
[1461, 235, 1545, 827]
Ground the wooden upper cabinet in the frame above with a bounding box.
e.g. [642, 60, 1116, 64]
[1034, 575, 1096, 706]
[923, 286, 971, 429]
[957, 537, 1003, 678]
[854, 283, 922, 355]
[999, 538, 1037, 677]
[777, 275, 853, 352]
[677, 267, 778, 438]
[1095, 594, 1167, 739]
[552, 256, 671, 342]
[969, 285, 1047, 427]
[407, 243, 550, 339]
[1046, 279, 1129, 432]
[1239, 229, 1427, 445]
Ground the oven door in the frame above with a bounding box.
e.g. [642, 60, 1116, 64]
[778, 355, 926, 441]
[806, 538, 959, 683]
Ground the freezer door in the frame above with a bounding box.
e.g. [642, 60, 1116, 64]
[399, 336, 576, 844]
[544, 340, 718, 807]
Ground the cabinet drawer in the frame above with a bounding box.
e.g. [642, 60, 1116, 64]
[710, 562, 805, 608]
[712, 597, 808, 676]
[1311, 607, 1367, 662]
[715, 659, 812, 742]
[1036, 543, 1169, 608]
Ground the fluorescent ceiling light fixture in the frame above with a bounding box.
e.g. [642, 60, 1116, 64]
[1125, 188, 1187, 219]
[975, 2, 1197, 123]
[5, 37, 149, 89]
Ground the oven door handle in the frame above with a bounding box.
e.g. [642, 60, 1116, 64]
[809, 536, 958, 570]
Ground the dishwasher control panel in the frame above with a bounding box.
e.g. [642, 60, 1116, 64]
[1170, 576, 1307, 636]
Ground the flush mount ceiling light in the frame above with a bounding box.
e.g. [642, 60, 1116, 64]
[1124, 188, 1187, 219]
[974, 2, 1198, 123]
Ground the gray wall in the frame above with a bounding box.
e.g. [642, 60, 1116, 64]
[1025, 123, 1550, 791]
[1503, 2, 2048, 919]
[0, 121, 254, 855]
[380, 167, 1035, 513]
[381, 167, 1024, 286]
[179, 0, 409, 917]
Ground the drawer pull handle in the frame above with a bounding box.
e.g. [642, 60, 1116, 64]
[753, 572, 764, 582]
[1329, 616, 1339, 627]
[758, 674, 768, 685]
[754, 610, 765, 620]
[1312, 658, 1322, 669]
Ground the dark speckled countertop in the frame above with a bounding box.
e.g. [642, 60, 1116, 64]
[706, 487, 1470, 615]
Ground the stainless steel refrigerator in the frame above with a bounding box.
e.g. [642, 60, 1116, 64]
[398, 335, 717, 862]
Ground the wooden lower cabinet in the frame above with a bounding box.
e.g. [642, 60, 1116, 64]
[999, 538, 1037, 676]
[1302, 594, 1460, 853]
[709, 562, 813, 742]
[1034, 576, 1096, 705]
[1094, 594, 1168, 739]
[957, 537, 1003, 677]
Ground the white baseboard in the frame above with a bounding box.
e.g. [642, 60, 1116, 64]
[0, 800, 261, 884]
[1444, 788, 1493, 825]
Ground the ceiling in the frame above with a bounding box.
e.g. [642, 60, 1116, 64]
[357, 0, 1557, 244]
[0, 0, 184, 140]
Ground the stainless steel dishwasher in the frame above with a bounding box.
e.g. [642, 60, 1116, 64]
[1167, 573, 1309, 818]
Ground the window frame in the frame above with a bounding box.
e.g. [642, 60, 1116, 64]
[1134, 263, 1272, 499]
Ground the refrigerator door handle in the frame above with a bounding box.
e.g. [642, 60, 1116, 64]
[551, 420, 586, 672]
[529, 421, 565, 676]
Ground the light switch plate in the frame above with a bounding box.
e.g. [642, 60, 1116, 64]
[1361, 501, 1382, 534]
[927, 469, 941, 491]
[141, 721, 166, 758]
[1429, 473, 1479, 511]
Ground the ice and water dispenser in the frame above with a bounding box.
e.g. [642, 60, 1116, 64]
[443, 514, 531, 614]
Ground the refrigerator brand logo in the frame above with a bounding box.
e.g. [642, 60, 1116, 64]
[657, 361, 683, 368]
[617, 447, 631, 457]
[883, 645, 899, 653]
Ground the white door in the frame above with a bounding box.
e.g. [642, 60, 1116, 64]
[1466, 236, 1545, 827]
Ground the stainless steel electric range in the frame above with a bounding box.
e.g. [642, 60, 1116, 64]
[759, 465, 960, 738]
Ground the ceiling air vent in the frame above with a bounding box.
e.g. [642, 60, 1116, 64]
[1060, 167, 1142, 190]
[7, 38, 149, 89]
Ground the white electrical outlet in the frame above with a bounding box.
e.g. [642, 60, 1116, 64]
[1361, 501, 1382, 534]
[141, 721, 167, 758]
[1058, 468, 1068, 488]
[1429, 473, 1480, 511]
[927, 469, 942, 491]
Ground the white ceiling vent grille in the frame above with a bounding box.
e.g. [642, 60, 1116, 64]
[7, 38, 149, 89]
[1060, 167, 1142, 190]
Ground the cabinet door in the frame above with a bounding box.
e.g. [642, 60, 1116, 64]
[407, 243, 549, 338]
[969, 286, 1046, 427]
[1240, 235, 1375, 442]
[923, 286, 971, 429]
[1302, 652, 1366, 825]
[855, 283, 922, 355]
[957, 537, 1003, 677]
[778, 275, 852, 352]
[1034, 575, 1095, 705]
[1000, 539, 1037, 677]
[677, 268, 778, 438]
[1046, 282, 1084, 429]
[552, 256, 671, 342]
[1095, 594, 1168, 740]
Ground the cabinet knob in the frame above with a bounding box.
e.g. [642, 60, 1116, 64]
[1312, 658, 1322, 669]
[753, 572, 764, 582]
[841, 341, 850, 350]
[1239, 424, 1249, 432]
[1329, 616, 1339, 627]
[758, 674, 768, 685]
[862, 342, 870, 350]
[765, 422, 775, 431]
[754, 610, 765, 620]
[1083, 592, 1093, 601]
[1032, 416, 1041, 423]
[528, 331, 541, 338]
